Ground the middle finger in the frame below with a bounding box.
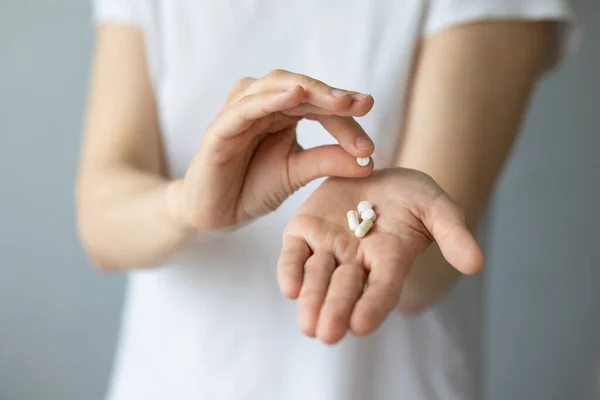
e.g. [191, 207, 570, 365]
[240, 69, 373, 114]
[316, 264, 366, 345]
[298, 251, 337, 337]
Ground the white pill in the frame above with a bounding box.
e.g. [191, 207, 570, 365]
[361, 208, 377, 222]
[354, 219, 373, 238]
[346, 210, 360, 231]
[357, 200, 372, 214]
[357, 157, 370, 167]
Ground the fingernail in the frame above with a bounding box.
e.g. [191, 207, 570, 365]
[330, 88, 351, 98]
[355, 137, 374, 149]
[352, 93, 370, 100]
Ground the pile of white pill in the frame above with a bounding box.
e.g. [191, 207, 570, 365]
[347, 200, 377, 238]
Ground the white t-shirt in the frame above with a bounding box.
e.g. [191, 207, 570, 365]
[92, 1, 574, 399]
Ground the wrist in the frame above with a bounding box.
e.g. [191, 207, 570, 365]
[164, 179, 242, 243]
[165, 179, 196, 231]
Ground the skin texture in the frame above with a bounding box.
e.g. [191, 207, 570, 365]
[77, 20, 553, 344]
[77, 25, 376, 270]
[280, 21, 553, 343]
[395, 21, 553, 314]
[172, 79, 377, 230]
[277, 169, 483, 344]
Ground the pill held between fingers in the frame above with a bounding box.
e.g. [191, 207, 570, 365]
[357, 200, 372, 215]
[360, 208, 377, 222]
[354, 219, 374, 238]
[346, 210, 360, 231]
[357, 157, 370, 167]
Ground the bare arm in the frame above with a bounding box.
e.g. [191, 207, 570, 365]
[77, 25, 377, 272]
[76, 25, 192, 271]
[395, 21, 554, 313]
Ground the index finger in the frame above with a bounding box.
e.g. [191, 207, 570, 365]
[241, 69, 373, 113]
[308, 115, 376, 158]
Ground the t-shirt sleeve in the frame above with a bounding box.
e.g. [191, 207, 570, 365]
[91, 0, 143, 25]
[423, 0, 579, 69]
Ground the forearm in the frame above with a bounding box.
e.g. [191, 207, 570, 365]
[76, 25, 197, 271]
[76, 166, 192, 271]
[395, 21, 554, 313]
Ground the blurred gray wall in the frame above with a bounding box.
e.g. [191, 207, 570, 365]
[0, 1, 597, 400]
[0, 1, 124, 399]
[483, 1, 600, 399]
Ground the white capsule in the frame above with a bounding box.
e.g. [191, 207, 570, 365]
[360, 208, 377, 222]
[354, 219, 374, 238]
[357, 157, 370, 167]
[357, 200, 372, 215]
[346, 210, 360, 231]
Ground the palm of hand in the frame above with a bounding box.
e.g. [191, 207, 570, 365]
[277, 168, 483, 344]
[234, 122, 305, 221]
[195, 117, 299, 227]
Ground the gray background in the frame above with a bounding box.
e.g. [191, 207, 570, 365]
[0, 1, 597, 399]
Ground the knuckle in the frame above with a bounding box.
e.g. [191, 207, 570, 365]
[232, 77, 255, 90]
[326, 298, 350, 317]
[414, 170, 440, 194]
[304, 78, 322, 91]
[276, 256, 292, 272]
[266, 68, 291, 81]
[239, 76, 255, 85]
[330, 233, 355, 261]
[314, 153, 326, 176]
[229, 77, 255, 96]
[300, 288, 323, 305]
[429, 189, 459, 217]
[206, 118, 228, 142]
[349, 264, 367, 279]
[237, 93, 252, 107]
[235, 95, 255, 119]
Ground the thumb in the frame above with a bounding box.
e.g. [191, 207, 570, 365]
[287, 145, 373, 190]
[422, 192, 485, 275]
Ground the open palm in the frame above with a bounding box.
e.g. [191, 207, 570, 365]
[277, 168, 484, 344]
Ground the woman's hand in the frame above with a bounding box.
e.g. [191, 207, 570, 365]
[277, 168, 484, 344]
[167, 70, 376, 231]
[396, 245, 462, 315]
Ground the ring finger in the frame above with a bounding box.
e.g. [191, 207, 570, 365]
[297, 252, 337, 337]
